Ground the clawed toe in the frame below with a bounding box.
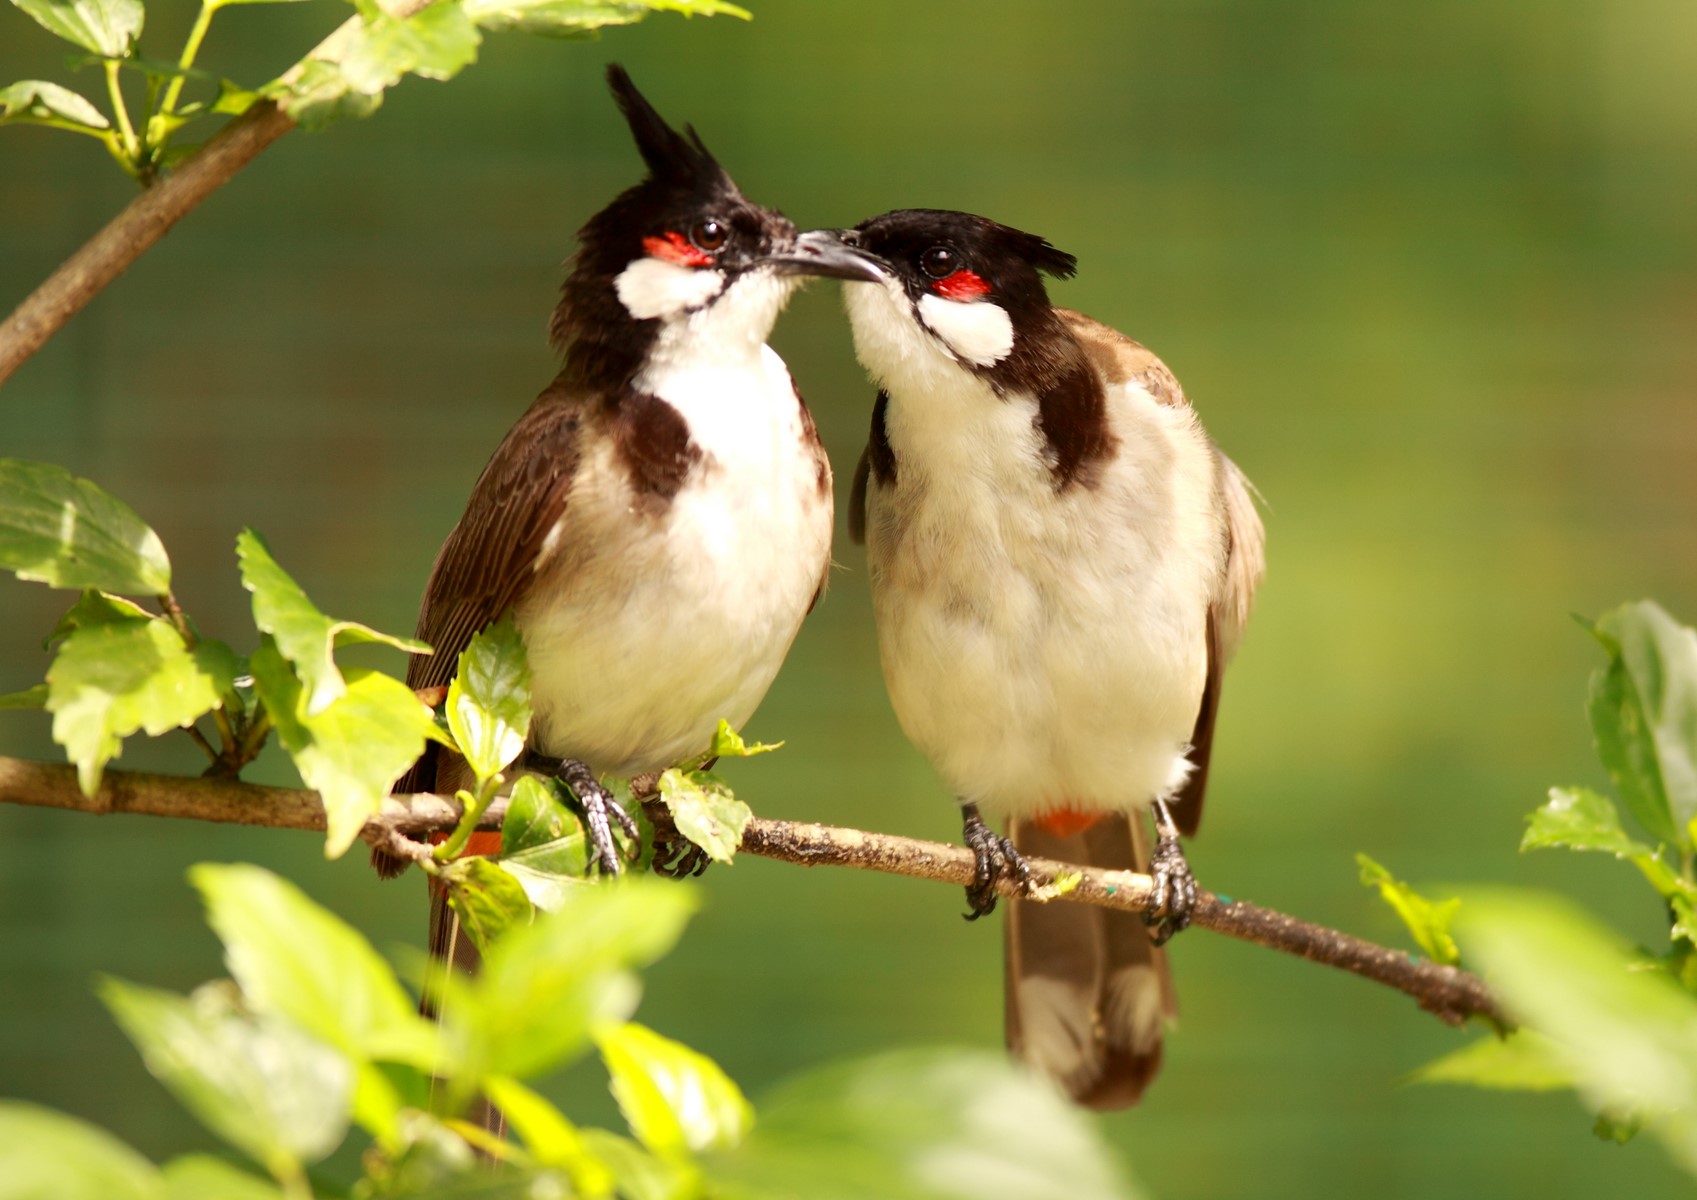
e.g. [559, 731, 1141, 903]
[961, 802, 1032, 920]
[1144, 799, 1197, 946]
[557, 760, 639, 877]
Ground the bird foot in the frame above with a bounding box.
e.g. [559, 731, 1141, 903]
[651, 838, 712, 879]
[1144, 801, 1197, 946]
[555, 759, 639, 876]
[961, 802, 1032, 920]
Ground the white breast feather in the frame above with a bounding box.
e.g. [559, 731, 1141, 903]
[517, 273, 829, 776]
[845, 280, 1224, 819]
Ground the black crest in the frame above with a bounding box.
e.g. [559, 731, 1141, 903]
[605, 64, 731, 191]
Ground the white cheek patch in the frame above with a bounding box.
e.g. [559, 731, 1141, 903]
[916, 293, 1015, 367]
[615, 257, 726, 321]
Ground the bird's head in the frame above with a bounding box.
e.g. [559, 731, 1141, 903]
[830, 209, 1078, 392]
[555, 66, 878, 385]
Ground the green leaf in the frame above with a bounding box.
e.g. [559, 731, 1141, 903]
[1454, 888, 1697, 1178]
[0, 460, 170, 595]
[161, 1156, 287, 1200]
[1523, 785, 1652, 857]
[710, 1049, 1145, 1200]
[484, 1075, 616, 1197]
[706, 719, 780, 759]
[597, 1022, 751, 1157]
[47, 616, 235, 795]
[1355, 853, 1460, 965]
[457, 880, 697, 1082]
[447, 617, 531, 783]
[0, 79, 110, 131]
[1588, 602, 1697, 851]
[237, 529, 427, 717]
[461, 0, 748, 37]
[10, 0, 143, 56]
[578, 1130, 691, 1200]
[46, 588, 152, 645]
[0, 1101, 164, 1200]
[250, 641, 437, 858]
[1524, 785, 1691, 901]
[190, 863, 439, 1069]
[0, 683, 47, 709]
[658, 769, 750, 864]
[502, 774, 578, 854]
[498, 777, 597, 907]
[338, 0, 481, 92]
[99, 978, 351, 1178]
[267, 60, 382, 131]
[444, 855, 535, 952]
[1410, 1030, 1575, 1091]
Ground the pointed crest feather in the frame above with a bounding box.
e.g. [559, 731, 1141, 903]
[605, 64, 726, 186]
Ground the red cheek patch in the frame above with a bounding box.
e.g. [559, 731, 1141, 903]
[934, 269, 991, 301]
[643, 231, 714, 268]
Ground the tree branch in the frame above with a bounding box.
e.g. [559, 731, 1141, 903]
[0, 0, 433, 388]
[0, 754, 1505, 1026]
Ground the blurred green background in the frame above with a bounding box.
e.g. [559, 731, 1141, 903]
[4, 0, 1697, 1195]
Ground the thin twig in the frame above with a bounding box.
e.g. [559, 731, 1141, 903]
[0, 0, 435, 387]
[0, 754, 1507, 1026]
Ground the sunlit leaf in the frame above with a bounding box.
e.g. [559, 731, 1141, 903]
[0, 79, 110, 131]
[10, 0, 143, 56]
[461, 0, 748, 37]
[456, 881, 697, 1082]
[161, 1155, 287, 1200]
[250, 640, 437, 858]
[597, 1021, 751, 1157]
[444, 856, 535, 952]
[578, 1130, 691, 1200]
[0, 1102, 163, 1200]
[99, 979, 351, 1178]
[237, 529, 427, 717]
[1355, 853, 1460, 965]
[190, 863, 438, 1069]
[0, 683, 47, 709]
[1586, 602, 1697, 851]
[0, 460, 170, 595]
[710, 1049, 1145, 1200]
[268, 60, 382, 131]
[707, 719, 781, 759]
[45, 588, 151, 645]
[1410, 1030, 1575, 1092]
[1454, 888, 1697, 1177]
[484, 1075, 616, 1197]
[1524, 785, 1691, 901]
[338, 0, 481, 92]
[658, 769, 750, 864]
[46, 615, 235, 795]
[447, 617, 531, 782]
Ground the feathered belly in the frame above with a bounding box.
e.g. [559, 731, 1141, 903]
[868, 486, 1207, 820]
[519, 463, 830, 777]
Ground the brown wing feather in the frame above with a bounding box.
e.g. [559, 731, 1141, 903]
[393, 385, 588, 798]
[1168, 609, 1219, 838]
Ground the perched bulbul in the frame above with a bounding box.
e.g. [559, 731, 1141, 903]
[829, 210, 1264, 1108]
[377, 68, 880, 972]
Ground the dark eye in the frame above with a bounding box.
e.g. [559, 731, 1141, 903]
[920, 246, 956, 279]
[691, 218, 728, 253]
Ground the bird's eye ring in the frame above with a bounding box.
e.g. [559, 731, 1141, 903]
[691, 218, 728, 253]
[920, 246, 956, 279]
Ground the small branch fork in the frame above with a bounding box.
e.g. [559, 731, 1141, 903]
[0, 754, 1506, 1027]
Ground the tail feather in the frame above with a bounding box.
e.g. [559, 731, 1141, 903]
[1005, 813, 1175, 1110]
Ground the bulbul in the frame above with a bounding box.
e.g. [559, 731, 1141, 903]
[377, 68, 879, 970]
[827, 210, 1264, 1108]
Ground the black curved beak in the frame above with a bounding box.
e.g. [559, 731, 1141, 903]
[766, 229, 887, 283]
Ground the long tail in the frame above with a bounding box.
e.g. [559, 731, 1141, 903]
[1005, 814, 1176, 1109]
[424, 830, 506, 1136]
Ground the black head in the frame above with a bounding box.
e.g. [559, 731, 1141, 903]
[553, 67, 876, 388]
[835, 209, 1114, 488]
[847, 209, 1077, 326]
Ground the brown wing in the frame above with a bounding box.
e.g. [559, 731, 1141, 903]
[1168, 452, 1266, 836]
[394, 386, 588, 798]
[848, 390, 893, 547]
